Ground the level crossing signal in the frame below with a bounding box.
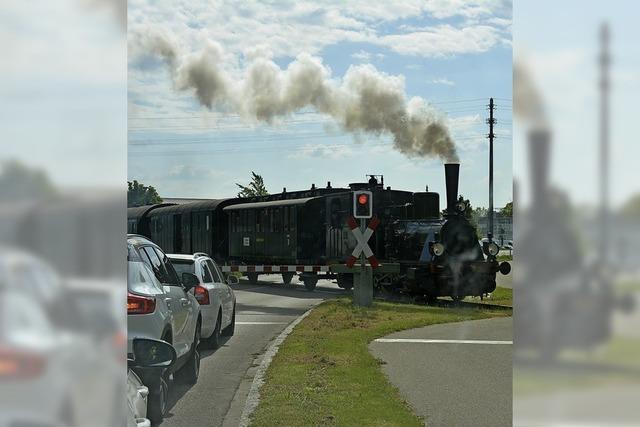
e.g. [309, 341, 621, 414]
[353, 190, 373, 219]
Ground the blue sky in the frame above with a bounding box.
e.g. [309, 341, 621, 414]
[128, 0, 512, 209]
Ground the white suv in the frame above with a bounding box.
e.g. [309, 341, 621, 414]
[127, 235, 201, 424]
[168, 253, 237, 349]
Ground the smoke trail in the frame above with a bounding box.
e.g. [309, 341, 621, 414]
[135, 33, 459, 162]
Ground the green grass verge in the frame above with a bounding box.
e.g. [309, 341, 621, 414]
[447, 286, 512, 308]
[486, 286, 512, 307]
[250, 298, 511, 427]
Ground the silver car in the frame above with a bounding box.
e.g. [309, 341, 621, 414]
[168, 253, 237, 348]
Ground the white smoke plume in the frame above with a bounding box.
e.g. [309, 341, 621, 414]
[135, 32, 459, 162]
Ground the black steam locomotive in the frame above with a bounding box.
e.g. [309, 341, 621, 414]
[127, 164, 510, 297]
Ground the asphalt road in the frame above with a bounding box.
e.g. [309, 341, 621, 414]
[159, 275, 345, 427]
[369, 317, 513, 427]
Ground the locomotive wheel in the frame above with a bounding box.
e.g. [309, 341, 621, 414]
[282, 272, 295, 285]
[337, 273, 353, 290]
[303, 276, 318, 292]
[247, 273, 259, 285]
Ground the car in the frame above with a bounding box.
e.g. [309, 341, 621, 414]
[127, 234, 202, 424]
[168, 252, 238, 348]
[0, 247, 122, 427]
[127, 338, 177, 427]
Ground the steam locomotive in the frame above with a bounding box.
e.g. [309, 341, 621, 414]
[127, 164, 510, 297]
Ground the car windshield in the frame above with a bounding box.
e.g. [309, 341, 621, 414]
[170, 259, 195, 277]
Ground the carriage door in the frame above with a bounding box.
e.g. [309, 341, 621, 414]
[173, 214, 182, 253]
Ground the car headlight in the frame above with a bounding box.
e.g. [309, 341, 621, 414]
[456, 201, 466, 212]
[488, 242, 499, 256]
[432, 242, 445, 256]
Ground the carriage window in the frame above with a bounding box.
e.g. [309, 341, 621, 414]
[284, 207, 289, 232]
[256, 209, 261, 232]
[269, 209, 274, 232]
[274, 208, 281, 232]
[206, 215, 210, 231]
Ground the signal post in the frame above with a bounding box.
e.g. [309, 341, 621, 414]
[349, 190, 376, 307]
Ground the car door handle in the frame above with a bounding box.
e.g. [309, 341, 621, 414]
[180, 298, 190, 307]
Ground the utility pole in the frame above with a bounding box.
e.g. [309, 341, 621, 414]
[599, 23, 610, 265]
[487, 97, 496, 242]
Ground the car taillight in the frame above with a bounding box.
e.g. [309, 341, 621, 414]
[128, 292, 156, 315]
[194, 285, 210, 305]
[0, 347, 46, 379]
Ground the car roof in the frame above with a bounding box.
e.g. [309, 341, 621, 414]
[167, 253, 212, 261]
[127, 234, 158, 247]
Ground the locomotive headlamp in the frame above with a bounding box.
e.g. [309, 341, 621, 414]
[456, 201, 466, 212]
[488, 242, 499, 256]
[432, 242, 445, 256]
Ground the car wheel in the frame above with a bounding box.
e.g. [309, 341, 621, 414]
[178, 325, 201, 385]
[222, 305, 236, 337]
[147, 377, 169, 425]
[204, 311, 222, 349]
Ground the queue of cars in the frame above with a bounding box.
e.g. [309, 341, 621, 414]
[127, 234, 237, 426]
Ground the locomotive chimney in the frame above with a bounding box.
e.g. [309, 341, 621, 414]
[444, 163, 460, 214]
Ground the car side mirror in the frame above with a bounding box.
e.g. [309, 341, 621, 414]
[130, 338, 176, 368]
[182, 272, 199, 291]
[227, 275, 239, 285]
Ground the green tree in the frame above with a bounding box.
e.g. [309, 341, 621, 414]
[128, 180, 162, 207]
[500, 201, 513, 217]
[236, 172, 268, 198]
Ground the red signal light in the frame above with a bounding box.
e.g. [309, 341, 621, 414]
[358, 194, 369, 205]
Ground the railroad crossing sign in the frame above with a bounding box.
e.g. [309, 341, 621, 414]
[346, 215, 380, 268]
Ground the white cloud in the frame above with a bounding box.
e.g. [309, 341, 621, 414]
[168, 164, 226, 180]
[378, 25, 501, 57]
[351, 50, 372, 61]
[430, 78, 455, 86]
[351, 49, 385, 62]
[287, 143, 353, 159]
[128, 1, 510, 63]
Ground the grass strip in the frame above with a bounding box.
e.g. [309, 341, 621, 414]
[251, 298, 510, 426]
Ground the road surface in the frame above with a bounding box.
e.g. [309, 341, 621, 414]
[369, 317, 513, 427]
[159, 275, 344, 427]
